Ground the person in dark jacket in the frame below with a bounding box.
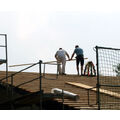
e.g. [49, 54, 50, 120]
[70, 45, 84, 75]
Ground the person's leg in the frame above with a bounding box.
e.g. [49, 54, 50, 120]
[57, 58, 62, 74]
[58, 64, 62, 74]
[77, 65, 79, 75]
[80, 57, 84, 75]
[81, 65, 83, 75]
[62, 57, 66, 74]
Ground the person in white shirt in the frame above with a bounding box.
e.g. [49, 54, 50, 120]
[55, 48, 70, 75]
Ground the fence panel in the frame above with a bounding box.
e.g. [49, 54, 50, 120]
[96, 46, 120, 109]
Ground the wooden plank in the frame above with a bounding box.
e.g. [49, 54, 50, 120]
[66, 82, 120, 99]
[74, 106, 98, 110]
[9, 58, 88, 67]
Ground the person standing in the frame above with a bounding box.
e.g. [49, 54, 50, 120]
[70, 45, 84, 75]
[55, 48, 70, 75]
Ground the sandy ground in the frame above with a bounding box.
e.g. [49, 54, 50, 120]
[0, 71, 97, 92]
[1, 71, 120, 109]
[0, 71, 98, 109]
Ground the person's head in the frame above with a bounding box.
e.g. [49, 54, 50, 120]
[75, 45, 79, 48]
[59, 48, 62, 50]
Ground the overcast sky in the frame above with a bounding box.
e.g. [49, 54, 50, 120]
[0, 0, 120, 74]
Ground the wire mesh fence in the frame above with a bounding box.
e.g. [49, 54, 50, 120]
[96, 46, 120, 109]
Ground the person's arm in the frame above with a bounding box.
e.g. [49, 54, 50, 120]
[55, 52, 58, 60]
[65, 52, 70, 60]
[55, 54, 57, 59]
[71, 52, 75, 60]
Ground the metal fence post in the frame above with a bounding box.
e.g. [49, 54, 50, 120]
[96, 46, 100, 110]
[39, 60, 43, 110]
[5, 34, 8, 83]
[11, 75, 14, 109]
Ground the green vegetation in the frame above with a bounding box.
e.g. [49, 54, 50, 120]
[113, 64, 120, 76]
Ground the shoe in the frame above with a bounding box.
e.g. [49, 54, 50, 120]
[62, 73, 66, 75]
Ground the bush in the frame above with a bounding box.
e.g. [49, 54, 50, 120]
[113, 63, 120, 76]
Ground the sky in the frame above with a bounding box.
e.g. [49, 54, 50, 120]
[0, 0, 120, 74]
